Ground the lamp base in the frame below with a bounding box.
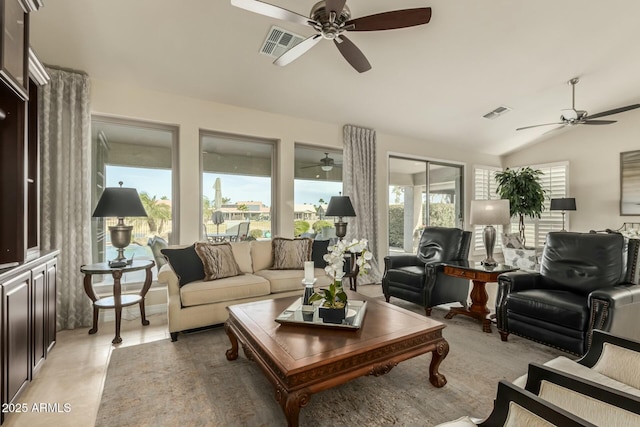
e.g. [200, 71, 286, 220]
[482, 225, 498, 267]
[335, 221, 347, 240]
[109, 222, 133, 265]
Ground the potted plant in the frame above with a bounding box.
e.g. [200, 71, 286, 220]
[309, 239, 372, 324]
[495, 167, 546, 246]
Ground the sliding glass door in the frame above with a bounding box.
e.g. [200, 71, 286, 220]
[388, 156, 463, 254]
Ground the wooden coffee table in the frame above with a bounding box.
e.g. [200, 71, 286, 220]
[225, 291, 449, 427]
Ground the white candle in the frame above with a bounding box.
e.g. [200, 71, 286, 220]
[304, 261, 315, 283]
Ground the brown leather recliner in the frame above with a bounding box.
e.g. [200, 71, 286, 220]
[496, 232, 640, 355]
[382, 226, 472, 316]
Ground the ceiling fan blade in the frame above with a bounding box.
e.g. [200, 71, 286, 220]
[516, 122, 565, 131]
[274, 34, 322, 66]
[584, 104, 640, 120]
[231, 0, 316, 27]
[581, 119, 616, 125]
[326, 0, 346, 15]
[345, 8, 432, 31]
[300, 164, 321, 169]
[334, 35, 371, 73]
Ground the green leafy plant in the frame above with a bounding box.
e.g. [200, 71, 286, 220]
[495, 167, 546, 245]
[308, 281, 347, 309]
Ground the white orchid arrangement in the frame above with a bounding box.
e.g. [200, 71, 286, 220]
[309, 239, 373, 309]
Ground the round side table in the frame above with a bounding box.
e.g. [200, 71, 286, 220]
[80, 259, 154, 344]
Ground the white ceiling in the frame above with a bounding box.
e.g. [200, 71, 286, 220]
[30, 0, 640, 156]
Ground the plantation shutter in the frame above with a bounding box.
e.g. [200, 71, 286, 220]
[513, 162, 568, 247]
[472, 166, 502, 252]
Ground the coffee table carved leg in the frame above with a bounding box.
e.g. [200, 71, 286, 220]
[429, 339, 449, 388]
[224, 322, 239, 361]
[276, 384, 310, 427]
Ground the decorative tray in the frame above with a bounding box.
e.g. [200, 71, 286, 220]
[275, 298, 367, 330]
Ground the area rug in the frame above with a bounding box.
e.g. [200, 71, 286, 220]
[96, 299, 566, 427]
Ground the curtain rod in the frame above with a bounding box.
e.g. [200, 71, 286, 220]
[43, 63, 89, 76]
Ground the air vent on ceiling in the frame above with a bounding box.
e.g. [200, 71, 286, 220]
[259, 26, 305, 58]
[483, 105, 512, 120]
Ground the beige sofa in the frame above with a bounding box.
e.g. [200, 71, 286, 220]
[158, 239, 332, 341]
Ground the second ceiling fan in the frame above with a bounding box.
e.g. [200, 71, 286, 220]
[231, 0, 432, 73]
[517, 77, 640, 131]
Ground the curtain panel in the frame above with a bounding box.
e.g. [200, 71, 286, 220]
[39, 67, 93, 330]
[342, 124, 382, 284]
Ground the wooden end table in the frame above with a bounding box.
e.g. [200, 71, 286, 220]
[224, 291, 449, 427]
[80, 259, 154, 344]
[442, 262, 517, 333]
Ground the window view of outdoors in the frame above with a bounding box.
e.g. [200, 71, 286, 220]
[91, 117, 177, 282]
[294, 146, 343, 239]
[388, 157, 463, 254]
[201, 132, 274, 241]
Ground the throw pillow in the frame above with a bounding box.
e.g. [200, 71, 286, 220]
[161, 244, 205, 287]
[503, 233, 525, 249]
[312, 239, 330, 269]
[271, 237, 313, 270]
[194, 242, 242, 281]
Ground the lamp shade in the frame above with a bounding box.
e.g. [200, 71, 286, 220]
[550, 198, 576, 211]
[325, 196, 356, 217]
[92, 186, 147, 218]
[470, 199, 510, 225]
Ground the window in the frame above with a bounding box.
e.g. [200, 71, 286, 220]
[472, 165, 502, 252]
[293, 145, 343, 237]
[473, 162, 569, 251]
[201, 131, 275, 241]
[516, 162, 569, 247]
[389, 156, 464, 254]
[91, 116, 178, 283]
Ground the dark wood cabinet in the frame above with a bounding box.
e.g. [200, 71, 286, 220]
[0, 251, 58, 425]
[0, 0, 29, 99]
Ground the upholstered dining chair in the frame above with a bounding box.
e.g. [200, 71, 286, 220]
[382, 226, 472, 316]
[496, 232, 640, 355]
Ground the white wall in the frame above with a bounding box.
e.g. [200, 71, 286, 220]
[502, 108, 640, 232]
[90, 78, 501, 268]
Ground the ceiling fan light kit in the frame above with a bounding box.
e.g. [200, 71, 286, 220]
[517, 77, 640, 131]
[231, 0, 432, 72]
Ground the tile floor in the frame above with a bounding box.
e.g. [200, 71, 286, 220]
[2, 309, 169, 427]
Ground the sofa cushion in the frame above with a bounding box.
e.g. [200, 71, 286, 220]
[161, 244, 205, 287]
[272, 237, 313, 270]
[251, 240, 273, 272]
[507, 289, 589, 331]
[194, 242, 241, 281]
[179, 274, 270, 307]
[255, 268, 331, 293]
[230, 241, 253, 273]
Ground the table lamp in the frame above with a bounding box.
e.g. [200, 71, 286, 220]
[325, 194, 356, 240]
[550, 198, 576, 231]
[92, 182, 147, 266]
[470, 199, 511, 267]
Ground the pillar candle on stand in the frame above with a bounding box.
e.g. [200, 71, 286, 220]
[304, 261, 315, 283]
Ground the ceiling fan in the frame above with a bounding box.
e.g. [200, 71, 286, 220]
[517, 77, 640, 131]
[231, 0, 432, 73]
[301, 153, 342, 171]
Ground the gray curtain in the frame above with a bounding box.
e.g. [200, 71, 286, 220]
[39, 67, 93, 330]
[343, 124, 382, 284]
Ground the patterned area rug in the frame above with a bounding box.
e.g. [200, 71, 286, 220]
[96, 297, 566, 427]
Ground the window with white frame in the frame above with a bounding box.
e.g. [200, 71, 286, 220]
[473, 162, 569, 252]
[472, 165, 502, 252]
[515, 162, 569, 247]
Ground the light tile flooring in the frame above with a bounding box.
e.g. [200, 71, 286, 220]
[3, 310, 170, 427]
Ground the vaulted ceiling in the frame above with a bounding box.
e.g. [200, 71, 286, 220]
[30, 0, 640, 156]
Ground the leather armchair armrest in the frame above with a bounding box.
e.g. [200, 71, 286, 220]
[495, 271, 542, 331]
[383, 255, 421, 271]
[587, 284, 640, 346]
